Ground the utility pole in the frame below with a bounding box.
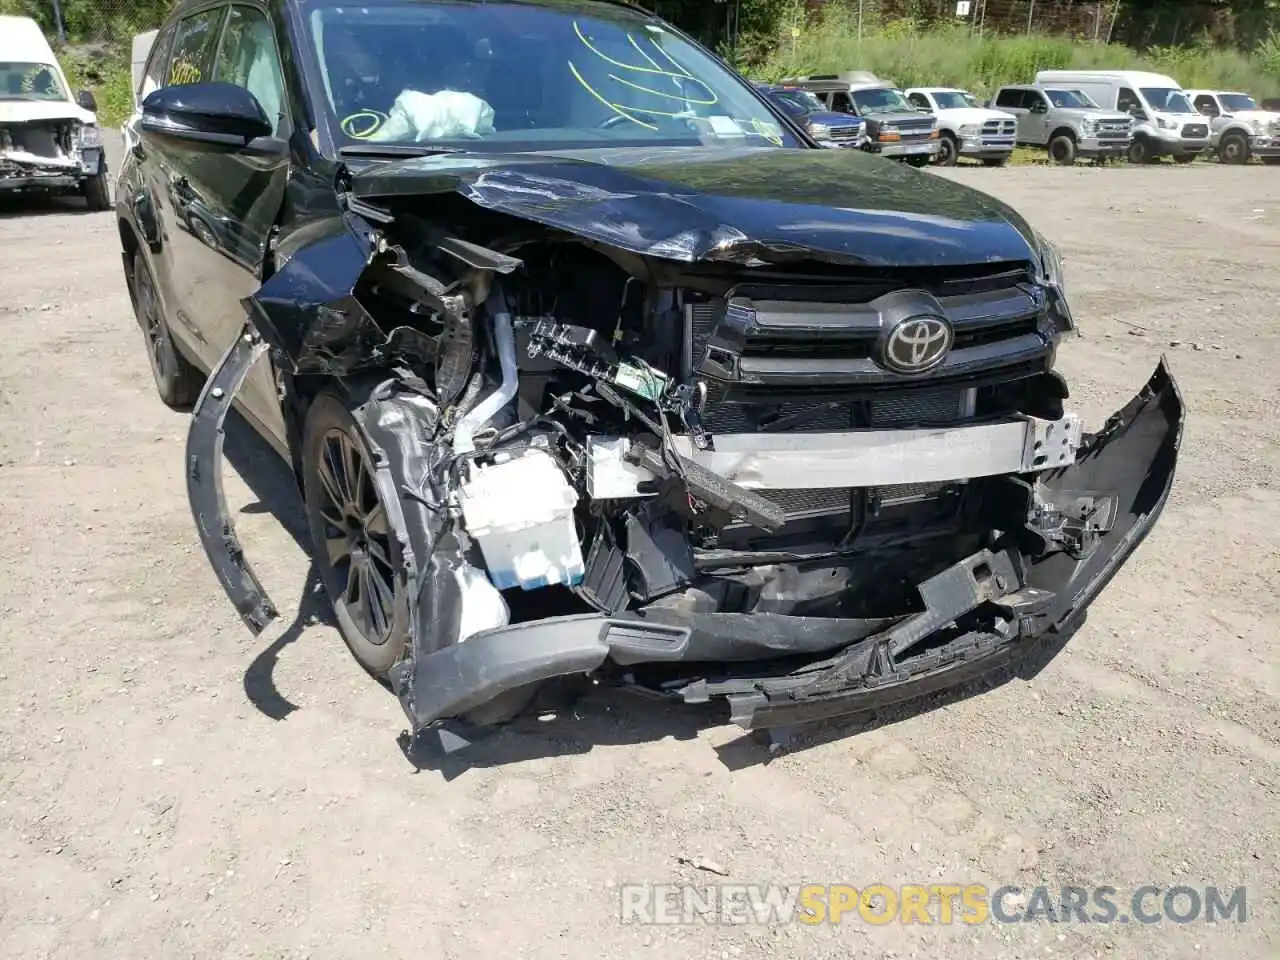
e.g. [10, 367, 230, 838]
[1026, 0, 1035, 35]
[50, 0, 67, 44]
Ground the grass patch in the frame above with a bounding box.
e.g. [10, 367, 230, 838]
[58, 44, 134, 127]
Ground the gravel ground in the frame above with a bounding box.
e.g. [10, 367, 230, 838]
[0, 150, 1276, 960]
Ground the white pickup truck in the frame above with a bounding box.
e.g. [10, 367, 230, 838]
[0, 14, 110, 209]
[903, 87, 1017, 166]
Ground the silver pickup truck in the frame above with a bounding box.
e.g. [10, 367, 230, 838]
[990, 85, 1132, 164]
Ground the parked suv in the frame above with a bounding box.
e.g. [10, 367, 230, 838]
[991, 85, 1132, 165]
[903, 86, 1016, 166]
[1036, 70, 1209, 164]
[782, 72, 939, 165]
[0, 14, 110, 208]
[1184, 89, 1280, 165]
[115, 0, 1180, 742]
[754, 83, 867, 148]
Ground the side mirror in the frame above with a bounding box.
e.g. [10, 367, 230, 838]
[141, 81, 276, 149]
[77, 89, 98, 112]
[1030, 100, 1047, 114]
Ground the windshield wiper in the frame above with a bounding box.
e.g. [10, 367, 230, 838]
[338, 144, 468, 159]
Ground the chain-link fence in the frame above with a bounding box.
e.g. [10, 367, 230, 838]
[0, 0, 171, 45]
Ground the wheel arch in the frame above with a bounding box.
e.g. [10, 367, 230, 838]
[1049, 126, 1077, 143]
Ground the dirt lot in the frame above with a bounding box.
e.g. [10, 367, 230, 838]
[1, 155, 1277, 960]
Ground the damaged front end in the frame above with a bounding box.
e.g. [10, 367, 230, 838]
[0, 119, 96, 193]
[186, 184, 1182, 738]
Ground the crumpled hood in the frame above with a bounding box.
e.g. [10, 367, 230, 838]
[350, 144, 1039, 267]
[0, 100, 95, 126]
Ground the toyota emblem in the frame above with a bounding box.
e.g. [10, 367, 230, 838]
[880, 315, 953, 374]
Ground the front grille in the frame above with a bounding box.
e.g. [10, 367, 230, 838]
[827, 125, 862, 142]
[1182, 123, 1209, 138]
[983, 119, 1016, 136]
[682, 262, 1053, 522]
[1096, 119, 1131, 139]
[885, 117, 934, 140]
[1270, 119, 1280, 135]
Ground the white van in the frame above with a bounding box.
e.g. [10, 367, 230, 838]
[0, 14, 110, 208]
[1034, 70, 1210, 164]
[131, 29, 158, 107]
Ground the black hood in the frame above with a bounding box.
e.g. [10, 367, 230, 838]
[349, 145, 1040, 268]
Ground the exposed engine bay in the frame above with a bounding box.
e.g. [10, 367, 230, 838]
[186, 158, 1182, 740]
[0, 120, 85, 186]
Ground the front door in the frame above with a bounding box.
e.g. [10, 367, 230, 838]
[176, 2, 292, 444]
[139, 3, 228, 365]
[995, 89, 1032, 143]
[1022, 91, 1052, 144]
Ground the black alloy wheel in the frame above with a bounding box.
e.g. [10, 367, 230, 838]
[302, 393, 407, 675]
[130, 251, 203, 409]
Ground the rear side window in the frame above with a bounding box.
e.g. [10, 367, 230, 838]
[994, 88, 1024, 109]
[139, 25, 177, 101]
[168, 7, 228, 86]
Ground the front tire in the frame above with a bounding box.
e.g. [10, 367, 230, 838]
[1127, 137, 1156, 164]
[129, 251, 203, 409]
[1048, 134, 1076, 165]
[84, 171, 110, 211]
[1218, 132, 1249, 165]
[936, 133, 958, 166]
[302, 392, 408, 677]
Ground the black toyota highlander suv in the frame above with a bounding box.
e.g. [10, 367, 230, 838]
[115, 0, 1181, 743]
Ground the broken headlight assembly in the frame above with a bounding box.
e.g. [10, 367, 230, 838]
[78, 124, 103, 148]
[1034, 229, 1073, 333]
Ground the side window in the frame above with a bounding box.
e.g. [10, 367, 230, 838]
[831, 92, 854, 114]
[168, 7, 227, 86]
[213, 5, 288, 135]
[1193, 94, 1218, 116]
[1117, 87, 1143, 116]
[994, 88, 1023, 109]
[907, 92, 930, 110]
[139, 25, 177, 101]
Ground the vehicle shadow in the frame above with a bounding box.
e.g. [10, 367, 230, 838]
[397, 625, 1078, 780]
[0, 195, 95, 219]
[216, 406, 1081, 772]
[217, 410, 337, 721]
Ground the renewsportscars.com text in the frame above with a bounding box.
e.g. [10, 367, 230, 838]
[619, 883, 1248, 926]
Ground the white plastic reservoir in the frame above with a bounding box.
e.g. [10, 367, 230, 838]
[458, 448, 585, 591]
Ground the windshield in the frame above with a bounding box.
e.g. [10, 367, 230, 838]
[1044, 89, 1097, 109]
[0, 62, 68, 102]
[302, 0, 795, 152]
[1141, 87, 1195, 114]
[772, 89, 824, 114]
[931, 90, 975, 110]
[1219, 93, 1258, 112]
[849, 87, 914, 114]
